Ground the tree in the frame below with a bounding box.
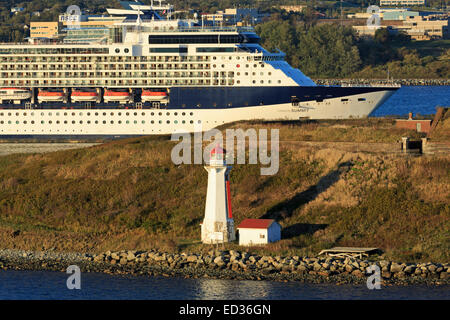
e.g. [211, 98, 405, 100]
[374, 28, 390, 44]
[295, 24, 362, 78]
[255, 20, 298, 58]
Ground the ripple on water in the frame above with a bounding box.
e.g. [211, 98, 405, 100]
[371, 86, 449, 117]
[0, 270, 448, 300]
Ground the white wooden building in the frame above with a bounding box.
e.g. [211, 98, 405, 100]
[237, 219, 281, 246]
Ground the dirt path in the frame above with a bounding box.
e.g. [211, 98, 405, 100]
[0, 143, 100, 156]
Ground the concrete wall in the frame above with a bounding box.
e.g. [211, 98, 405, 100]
[239, 228, 268, 246]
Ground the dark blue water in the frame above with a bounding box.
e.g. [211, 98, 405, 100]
[0, 270, 448, 300]
[372, 86, 449, 117]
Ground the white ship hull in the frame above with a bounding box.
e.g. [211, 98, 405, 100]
[0, 90, 394, 137]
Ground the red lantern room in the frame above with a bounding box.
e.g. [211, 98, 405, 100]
[210, 145, 226, 166]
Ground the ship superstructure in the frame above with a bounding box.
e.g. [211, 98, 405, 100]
[0, 1, 398, 138]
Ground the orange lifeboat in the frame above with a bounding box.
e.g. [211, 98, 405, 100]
[37, 89, 65, 103]
[71, 88, 99, 102]
[141, 89, 169, 103]
[103, 89, 132, 104]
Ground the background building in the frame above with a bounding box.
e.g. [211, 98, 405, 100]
[380, 0, 426, 6]
[278, 5, 306, 13]
[237, 219, 281, 246]
[10, 7, 24, 14]
[203, 8, 268, 25]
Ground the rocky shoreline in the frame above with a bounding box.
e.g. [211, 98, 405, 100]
[0, 248, 448, 286]
[314, 79, 449, 86]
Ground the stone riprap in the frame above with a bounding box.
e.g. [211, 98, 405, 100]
[0, 249, 448, 285]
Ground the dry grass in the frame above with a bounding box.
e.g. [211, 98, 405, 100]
[429, 109, 450, 142]
[0, 119, 448, 262]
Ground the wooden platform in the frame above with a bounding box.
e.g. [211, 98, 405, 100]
[318, 247, 379, 259]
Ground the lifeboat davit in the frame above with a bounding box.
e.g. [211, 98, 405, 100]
[71, 88, 99, 102]
[141, 89, 169, 103]
[103, 89, 132, 104]
[38, 89, 65, 103]
[0, 88, 32, 104]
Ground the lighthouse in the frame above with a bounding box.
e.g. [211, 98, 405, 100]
[201, 146, 236, 244]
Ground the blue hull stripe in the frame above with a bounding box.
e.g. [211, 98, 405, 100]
[0, 86, 397, 110]
[168, 86, 398, 109]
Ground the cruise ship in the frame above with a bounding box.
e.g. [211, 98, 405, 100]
[0, 2, 398, 138]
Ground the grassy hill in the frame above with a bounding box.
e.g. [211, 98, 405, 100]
[0, 118, 448, 263]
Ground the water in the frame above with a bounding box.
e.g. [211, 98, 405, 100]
[371, 85, 449, 117]
[0, 270, 448, 300]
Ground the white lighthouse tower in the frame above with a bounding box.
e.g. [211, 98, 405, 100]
[201, 146, 236, 244]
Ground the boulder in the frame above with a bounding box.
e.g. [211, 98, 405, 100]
[351, 270, 363, 278]
[404, 265, 416, 274]
[111, 252, 120, 260]
[187, 255, 198, 263]
[379, 260, 390, 269]
[321, 263, 330, 270]
[231, 263, 240, 272]
[313, 262, 322, 271]
[427, 264, 437, 273]
[213, 256, 224, 266]
[390, 263, 404, 273]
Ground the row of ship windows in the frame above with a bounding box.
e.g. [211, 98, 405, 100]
[1, 72, 234, 77]
[1, 80, 235, 85]
[1, 120, 201, 125]
[0, 64, 213, 71]
[0, 63, 267, 69]
[0, 55, 210, 62]
[0, 111, 194, 117]
[1, 62, 267, 70]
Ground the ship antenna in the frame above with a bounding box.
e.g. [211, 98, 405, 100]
[135, 5, 142, 43]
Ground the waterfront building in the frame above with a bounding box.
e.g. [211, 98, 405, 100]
[237, 219, 281, 246]
[400, 15, 449, 39]
[203, 8, 268, 25]
[353, 12, 449, 40]
[380, 0, 426, 6]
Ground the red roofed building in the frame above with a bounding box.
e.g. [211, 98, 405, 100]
[237, 219, 281, 246]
